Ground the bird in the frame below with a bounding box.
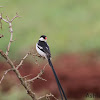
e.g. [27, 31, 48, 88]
[36, 35, 67, 100]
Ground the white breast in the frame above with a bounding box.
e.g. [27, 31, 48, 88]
[36, 43, 46, 58]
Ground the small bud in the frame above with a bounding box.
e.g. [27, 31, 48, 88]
[0, 34, 4, 38]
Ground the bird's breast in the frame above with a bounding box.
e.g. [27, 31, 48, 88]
[36, 43, 46, 58]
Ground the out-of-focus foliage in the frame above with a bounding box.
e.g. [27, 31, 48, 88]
[0, 87, 31, 100]
[0, 0, 100, 100]
[0, 0, 100, 59]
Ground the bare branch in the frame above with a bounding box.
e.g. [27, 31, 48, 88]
[0, 50, 37, 100]
[16, 52, 44, 70]
[38, 77, 47, 81]
[37, 93, 58, 100]
[11, 13, 21, 22]
[32, 53, 45, 66]
[6, 15, 10, 21]
[0, 13, 57, 100]
[0, 13, 37, 99]
[0, 13, 9, 23]
[16, 52, 31, 69]
[6, 22, 13, 55]
[22, 74, 33, 78]
[0, 13, 20, 55]
[0, 13, 2, 29]
[16, 52, 42, 70]
[32, 53, 45, 58]
[0, 68, 13, 84]
[26, 63, 48, 82]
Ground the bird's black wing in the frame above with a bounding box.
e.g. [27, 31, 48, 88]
[38, 40, 51, 59]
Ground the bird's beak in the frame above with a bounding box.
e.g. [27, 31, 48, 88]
[45, 37, 47, 40]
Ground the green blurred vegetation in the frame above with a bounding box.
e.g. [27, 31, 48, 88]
[0, 0, 100, 100]
[0, 87, 31, 100]
[0, 0, 100, 59]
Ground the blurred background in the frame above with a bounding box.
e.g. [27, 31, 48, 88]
[0, 0, 100, 100]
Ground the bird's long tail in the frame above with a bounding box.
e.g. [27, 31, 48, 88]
[48, 58, 67, 100]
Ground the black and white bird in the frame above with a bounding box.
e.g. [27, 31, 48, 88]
[36, 35, 67, 100]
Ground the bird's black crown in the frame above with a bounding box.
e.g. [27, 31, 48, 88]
[40, 35, 47, 39]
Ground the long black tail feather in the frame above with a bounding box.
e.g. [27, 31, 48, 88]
[48, 58, 67, 100]
[48, 59, 63, 100]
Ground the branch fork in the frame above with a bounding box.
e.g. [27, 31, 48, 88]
[0, 13, 58, 100]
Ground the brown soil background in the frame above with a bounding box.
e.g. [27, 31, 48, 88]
[0, 51, 100, 99]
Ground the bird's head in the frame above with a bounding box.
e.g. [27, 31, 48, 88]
[39, 35, 47, 42]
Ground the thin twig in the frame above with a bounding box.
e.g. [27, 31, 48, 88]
[26, 63, 48, 82]
[16, 52, 31, 69]
[0, 13, 2, 29]
[38, 77, 47, 81]
[0, 50, 37, 100]
[16, 52, 43, 70]
[6, 15, 10, 21]
[6, 22, 13, 55]
[32, 53, 45, 66]
[0, 68, 13, 84]
[0, 13, 57, 100]
[11, 13, 21, 22]
[6, 16, 15, 55]
[37, 93, 58, 100]
[22, 74, 33, 78]
[32, 53, 45, 58]
[0, 13, 20, 56]
[0, 13, 9, 23]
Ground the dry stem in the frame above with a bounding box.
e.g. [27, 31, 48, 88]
[16, 52, 31, 69]
[26, 63, 48, 83]
[37, 93, 58, 100]
[0, 13, 20, 56]
[0, 13, 57, 100]
[0, 50, 37, 100]
[0, 68, 13, 84]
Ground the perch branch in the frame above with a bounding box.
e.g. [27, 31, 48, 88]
[0, 13, 57, 100]
[0, 50, 37, 100]
[16, 52, 44, 70]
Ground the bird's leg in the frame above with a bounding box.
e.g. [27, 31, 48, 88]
[37, 54, 45, 59]
[37, 54, 42, 58]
